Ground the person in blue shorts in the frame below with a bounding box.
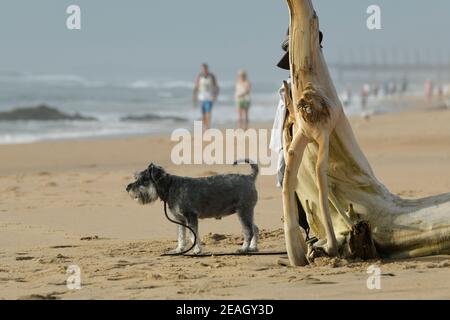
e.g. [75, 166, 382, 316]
[193, 63, 220, 130]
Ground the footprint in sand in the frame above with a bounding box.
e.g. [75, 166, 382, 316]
[5, 186, 20, 193]
[45, 182, 58, 187]
[19, 292, 64, 300]
[47, 280, 69, 286]
[308, 279, 337, 285]
[252, 267, 270, 272]
[80, 235, 99, 241]
[201, 171, 218, 176]
[289, 274, 337, 285]
[125, 284, 158, 290]
[50, 245, 77, 249]
[150, 273, 163, 280]
[1, 277, 27, 283]
[15, 256, 34, 261]
[37, 253, 71, 264]
[205, 233, 227, 243]
[107, 273, 135, 281]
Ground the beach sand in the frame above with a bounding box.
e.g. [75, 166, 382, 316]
[0, 108, 449, 300]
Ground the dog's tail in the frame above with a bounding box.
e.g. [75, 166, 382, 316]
[233, 159, 259, 180]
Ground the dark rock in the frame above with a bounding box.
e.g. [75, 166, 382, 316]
[0, 105, 97, 121]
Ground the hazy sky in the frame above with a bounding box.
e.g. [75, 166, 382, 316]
[1, 0, 449, 80]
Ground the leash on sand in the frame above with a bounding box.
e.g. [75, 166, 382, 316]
[160, 201, 313, 257]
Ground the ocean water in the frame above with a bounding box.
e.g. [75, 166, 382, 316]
[0, 71, 428, 144]
[0, 72, 284, 144]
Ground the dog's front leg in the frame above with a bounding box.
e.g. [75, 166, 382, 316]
[187, 217, 202, 254]
[315, 132, 338, 256]
[169, 224, 187, 254]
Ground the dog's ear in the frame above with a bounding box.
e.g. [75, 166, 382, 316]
[150, 164, 167, 183]
[147, 163, 154, 175]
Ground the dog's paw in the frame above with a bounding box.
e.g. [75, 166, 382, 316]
[236, 247, 254, 254]
[168, 247, 185, 254]
[192, 246, 202, 255]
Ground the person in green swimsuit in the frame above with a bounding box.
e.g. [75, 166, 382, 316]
[235, 69, 252, 130]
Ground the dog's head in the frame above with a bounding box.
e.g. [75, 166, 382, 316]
[126, 163, 168, 205]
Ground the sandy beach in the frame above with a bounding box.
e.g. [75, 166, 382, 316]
[0, 107, 449, 300]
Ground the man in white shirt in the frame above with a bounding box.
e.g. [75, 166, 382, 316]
[193, 63, 220, 130]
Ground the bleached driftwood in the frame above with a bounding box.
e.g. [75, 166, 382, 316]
[282, 0, 450, 266]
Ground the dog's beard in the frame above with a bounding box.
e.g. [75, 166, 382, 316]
[128, 184, 158, 205]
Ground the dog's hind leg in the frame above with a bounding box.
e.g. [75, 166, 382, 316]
[237, 208, 256, 253]
[249, 224, 259, 252]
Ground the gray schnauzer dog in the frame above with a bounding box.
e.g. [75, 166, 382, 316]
[126, 160, 259, 254]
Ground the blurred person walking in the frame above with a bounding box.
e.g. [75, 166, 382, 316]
[341, 85, 352, 108]
[360, 84, 370, 111]
[235, 69, 252, 130]
[446, 85, 450, 108]
[424, 80, 434, 104]
[193, 63, 219, 130]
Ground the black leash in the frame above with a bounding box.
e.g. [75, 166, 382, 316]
[160, 201, 289, 257]
[160, 201, 198, 256]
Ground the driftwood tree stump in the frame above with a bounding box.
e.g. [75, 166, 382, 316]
[282, 0, 450, 266]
